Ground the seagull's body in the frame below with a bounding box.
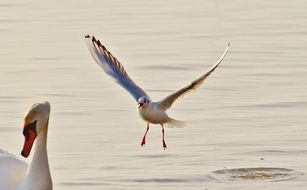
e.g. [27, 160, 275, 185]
[85, 35, 230, 149]
[138, 102, 170, 125]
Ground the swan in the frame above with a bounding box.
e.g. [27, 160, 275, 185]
[0, 101, 52, 190]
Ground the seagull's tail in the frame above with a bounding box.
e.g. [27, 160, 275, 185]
[166, 118, 185, 128]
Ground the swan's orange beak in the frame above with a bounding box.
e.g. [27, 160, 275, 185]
[21, 121, 37, 158]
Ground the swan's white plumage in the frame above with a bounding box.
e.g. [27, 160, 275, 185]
[0, 101, 52, 190]
[0, 150, 28, 190]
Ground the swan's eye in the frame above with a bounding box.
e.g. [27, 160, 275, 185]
[23, 128, 29, 136]
[23, 120, 37, 137]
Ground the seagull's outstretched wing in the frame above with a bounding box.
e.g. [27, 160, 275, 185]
[85, 35, 150, 102]
[157, 43, 230, 110]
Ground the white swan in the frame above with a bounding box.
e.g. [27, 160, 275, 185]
[0, 101, 52, 190]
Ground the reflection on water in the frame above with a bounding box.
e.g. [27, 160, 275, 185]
[0, 0, 307, 189]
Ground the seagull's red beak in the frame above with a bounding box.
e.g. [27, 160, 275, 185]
[21, 121, 37, 158]
[138, 102, 144, 109]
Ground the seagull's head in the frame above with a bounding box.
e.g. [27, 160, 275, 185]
[138, 96, 150, 109]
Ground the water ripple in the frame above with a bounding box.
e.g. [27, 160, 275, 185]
[208, 167, 303, 183]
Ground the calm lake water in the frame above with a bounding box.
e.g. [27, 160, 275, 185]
[1, 0, 307, 189]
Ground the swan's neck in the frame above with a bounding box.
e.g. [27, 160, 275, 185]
[26, 122, 52, 190]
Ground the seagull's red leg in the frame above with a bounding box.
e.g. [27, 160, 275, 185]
[141, 123, 149, 146]
[161, 124, 167, 150]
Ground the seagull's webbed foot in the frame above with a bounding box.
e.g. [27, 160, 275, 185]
[141, 137, 146, 146]
[163, 140, 167, 150]
[161, 124, 167, 150]
[141, 123, 150, 147]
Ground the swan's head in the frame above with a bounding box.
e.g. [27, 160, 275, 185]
[137, 96, 150, 109]
[21, 101, 51, 158]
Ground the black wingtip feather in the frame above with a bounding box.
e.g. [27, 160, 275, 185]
[85, 34, 90, 38]
[92, 36, 96, 42]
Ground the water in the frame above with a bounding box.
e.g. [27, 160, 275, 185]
[0, 0, 307, 189]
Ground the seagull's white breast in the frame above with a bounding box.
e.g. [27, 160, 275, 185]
[138, 103, 169, 124]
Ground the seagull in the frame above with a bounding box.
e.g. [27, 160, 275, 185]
[85, 35, 230, 149]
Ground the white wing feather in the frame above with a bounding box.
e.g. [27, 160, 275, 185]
[85, 35, 150, 102]
[157, 43, 230, 110]
[0, 149, 27, 190]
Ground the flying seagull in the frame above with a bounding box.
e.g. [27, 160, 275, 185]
[85, 35, 230, 149]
